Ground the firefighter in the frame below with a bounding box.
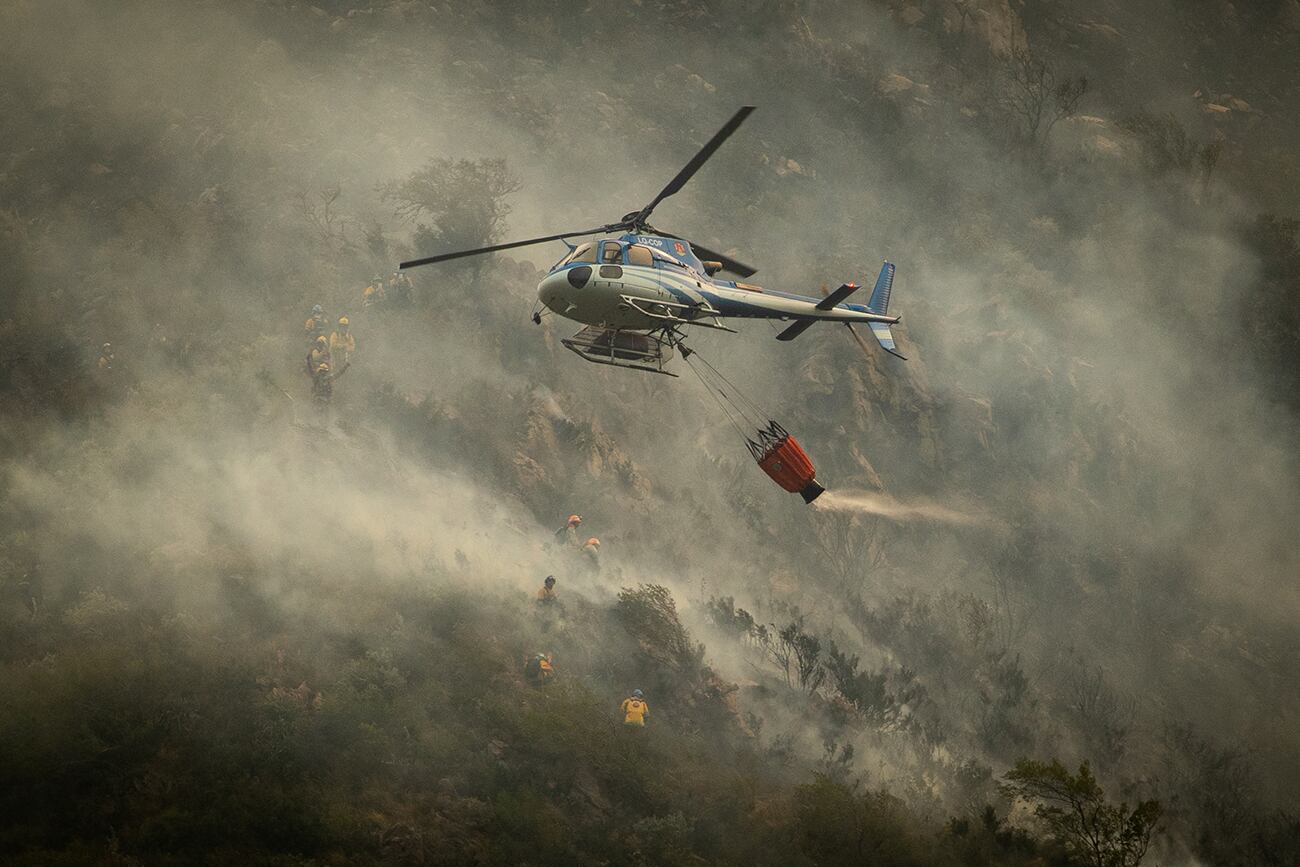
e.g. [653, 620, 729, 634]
[387, 270, 413, 307]
[536, 575, 557, 605]
[621, 689, 648, 727]
[554, 514, 582, 548]
[581, 537, 601, 572]
[524, 652, 554, 686]
[96, 342, 115, 371]
[330, 316, 355, 366]
[305, 305, 329, 344]
[362, 276, 386, 309]
[306, 335, 331, 376]
[311, 360, 348, 410]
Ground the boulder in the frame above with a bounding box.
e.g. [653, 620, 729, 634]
[879, 72, 916, 95]
[898, 6, 925, 27]
[941, 0, 1026, 57]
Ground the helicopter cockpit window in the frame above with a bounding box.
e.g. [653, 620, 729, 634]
[569, 243, 597, 264]
[600, 241, 624, 263]
[627, 245, 653, 267]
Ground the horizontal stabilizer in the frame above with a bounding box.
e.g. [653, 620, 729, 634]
[868, 321, 907, 360]
[776, 319, 816, 341]
[868, 261, 895, 315]
[815, 282, 860, 310]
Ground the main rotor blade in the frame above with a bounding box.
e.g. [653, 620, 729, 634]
[631, 105, 755, 226]
[400, 226, 612, 269]
[687, 241, 757, 278]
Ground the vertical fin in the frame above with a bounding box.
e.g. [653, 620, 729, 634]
[867, 261, 894, 315]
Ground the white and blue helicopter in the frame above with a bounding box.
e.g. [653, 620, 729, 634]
[400, 106, 905, 376]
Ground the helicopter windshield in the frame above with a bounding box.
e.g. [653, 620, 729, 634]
[600, 241, 624, 263]
[562, 242, 597, 265]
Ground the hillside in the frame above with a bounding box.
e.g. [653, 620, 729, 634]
[2, 1, 1299, 864]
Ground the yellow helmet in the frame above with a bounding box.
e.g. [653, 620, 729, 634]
[316, 335, 327, 346]
[338, 316, 349, 326]
[317, 361, 330, 372]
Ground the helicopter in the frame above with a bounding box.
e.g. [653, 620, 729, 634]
[399, 106, 905, 377]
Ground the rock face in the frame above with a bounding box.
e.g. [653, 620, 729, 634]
[936, 0, 1027, 57]
[1285, 0, 1300, 31]
[879, 72, 916, 95]
[897, 5, 926, 27]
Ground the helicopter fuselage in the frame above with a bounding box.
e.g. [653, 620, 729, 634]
[535, 233, 897, 332]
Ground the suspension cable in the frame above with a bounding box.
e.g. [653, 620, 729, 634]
[691, 350, 770, 429]
[683, 352, 750, 443]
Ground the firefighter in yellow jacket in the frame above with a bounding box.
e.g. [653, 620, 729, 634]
[329, 316, 355, 366]
[362, 277, 386, 309]
[621, 689, 648, 727]
[306, 335, 331, 376]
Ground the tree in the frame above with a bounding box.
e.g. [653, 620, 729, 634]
[615, 584, 705, 676]
[999, 759, 1161, 867]
[791, 776, 928, 866]
[998, 46, 1088, 157]
[780, 621, 826, 694]
[1118, 111, 1223, 186]
[703, 594, 756, 641]
[824, 642, 893, 722]
[380, 157, 521, 267]
[813, 510, 885, 598]
[1238, 215, 1300, 411]
[1061, 660, 1135, 767]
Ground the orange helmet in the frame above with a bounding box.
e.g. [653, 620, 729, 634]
[585, 538, 600, 548]
[567, 514, 582, 526]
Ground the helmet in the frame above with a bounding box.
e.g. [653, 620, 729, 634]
[585, 538, 600, 548]
[338, 316, 349, 326]
[316, 336, 328, 346]
[632, 689, 643, 699]
[544, 575, 556, 586]
[312, 304, 323, 315]
[567, 514, 582, 526]
[317, 362, 330, 372]
[101, 343, 112, 352]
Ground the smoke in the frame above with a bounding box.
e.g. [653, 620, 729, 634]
[3, 0, 1299, 841]
[812, 488, 992, 528]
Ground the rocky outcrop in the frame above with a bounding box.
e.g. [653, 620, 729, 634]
[930, 0, 1027, 57]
